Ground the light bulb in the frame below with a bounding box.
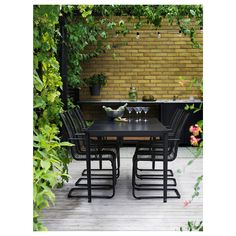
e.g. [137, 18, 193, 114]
[136, 32, 140, 39]
[178, 30, 182, 37]
[157, 32, 161, 38]
[200, 26, 203, 33]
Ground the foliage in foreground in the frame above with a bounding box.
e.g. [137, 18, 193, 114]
[178, 78, 203, 230]
[33, 5, 72, 231]
[180, 220, 203, 231]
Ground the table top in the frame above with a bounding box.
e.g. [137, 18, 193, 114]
[86, 118, 168, 137]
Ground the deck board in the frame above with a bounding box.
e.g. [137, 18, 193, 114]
[41, 147, 203, 231]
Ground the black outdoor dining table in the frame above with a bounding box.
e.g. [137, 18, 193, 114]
[85, 118, 169, 202]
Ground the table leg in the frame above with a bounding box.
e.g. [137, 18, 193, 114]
[98, 137, 103, 170]
[163, 133, 168, 203]
[86, 133, 92, 202]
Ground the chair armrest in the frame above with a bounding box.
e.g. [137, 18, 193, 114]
[68, 137, 84, 141]
[75, 132, 86, 137]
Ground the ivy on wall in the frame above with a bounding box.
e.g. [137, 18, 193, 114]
[33, 5, 72, 231]
[65, 5, 203, 90]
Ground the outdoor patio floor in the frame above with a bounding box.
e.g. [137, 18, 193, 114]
[41, 147, 203, 231]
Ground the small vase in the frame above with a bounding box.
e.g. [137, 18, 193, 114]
[129, 86, 137, 101]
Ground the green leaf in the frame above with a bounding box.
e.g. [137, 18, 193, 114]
[185, 104, 190, 110]
[100, 31, 107, 38]
[60, 141, 74, 147]
[34, 96, 46, 109]
[183, 18, 191, 24]
[47, 91, 60, 103]
[106, 44, 111, 50]
[40, 160, 51, 171]
[187, 160, 193, 166]
[34, 72, 44, 92]
[190, 10, 196, 16]
[107, 22, 116, 29]
[197, 120, 203, 129]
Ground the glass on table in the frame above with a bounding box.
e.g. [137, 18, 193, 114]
[126, 107, 133, 121]
[139, 107, 145, 121]
[133, 107, 141, 122]
[142, 107, 150, 122]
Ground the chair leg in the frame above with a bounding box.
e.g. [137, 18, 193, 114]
[136, 168, 174, 178]
[81, 145, 120, 179]
[75, 176, 113, 188]
[132, 157, 141, 199]
[111, 159, 116, 197]
[116, 146, 120, 178]
[68, 158, 117, 199]
[132, 159, 180, 199]
[134, 177, 177, 187]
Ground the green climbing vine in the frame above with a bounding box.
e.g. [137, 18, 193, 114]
[64, 5, 203, 90]
[33, 5, 72, 231]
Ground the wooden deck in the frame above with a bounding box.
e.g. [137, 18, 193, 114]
[41, 147, 203, 231]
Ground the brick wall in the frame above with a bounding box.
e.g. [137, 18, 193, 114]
[79, 17, 203, 102]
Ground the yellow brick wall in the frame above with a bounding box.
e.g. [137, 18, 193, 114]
[79, 17, 203, 101]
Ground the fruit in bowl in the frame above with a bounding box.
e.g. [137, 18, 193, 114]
[102, 103, 127, 119]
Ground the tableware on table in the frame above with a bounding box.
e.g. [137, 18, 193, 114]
[142, 107, 150, 122]
[126, 107, 133, 121]
[133, 107, 141, 122]
[102, 103, 128, 119]
[138, 107, 143, 121]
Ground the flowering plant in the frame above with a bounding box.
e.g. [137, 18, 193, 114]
[189, 123, 202, 146]
[189, 124, 202, 136]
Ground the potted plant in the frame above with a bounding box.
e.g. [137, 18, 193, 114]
[85, 73, 107, 96]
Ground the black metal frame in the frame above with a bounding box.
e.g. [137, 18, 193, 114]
[131, 111, 189, 199]
[73, 106, 121, 178]
[60, 112, 117, 199]
[85, 118, 170, 202]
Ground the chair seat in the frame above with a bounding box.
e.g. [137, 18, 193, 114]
[134, 150, 175, 161]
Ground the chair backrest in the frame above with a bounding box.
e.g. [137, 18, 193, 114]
[68, 109, 84, 133]
[67, 109, 87, 149]
[169, 108, 184, 132]
[74, 106, 87, 130]
[60, 112, 85, 159]
[168, 111, 190, 161]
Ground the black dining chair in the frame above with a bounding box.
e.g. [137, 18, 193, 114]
[73, 106, 121, 178]
[143, 108, 184, 176]
[132, 111, 189, 199]
[60, 112, 117, 199]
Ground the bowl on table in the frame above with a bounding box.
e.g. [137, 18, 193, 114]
[105, 109, 124, 119]
[102, 103, 127, 119]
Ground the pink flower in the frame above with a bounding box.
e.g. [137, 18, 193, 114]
[190, 135, 201, 146]
[183, 200, 190, 208]
[189, 124, 202, 136]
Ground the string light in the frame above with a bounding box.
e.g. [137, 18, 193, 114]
[157, 31, 161, 38]
[136, 32, 140, 39]
[200, 26, 203, 33]
[178, 30, 182, 37]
